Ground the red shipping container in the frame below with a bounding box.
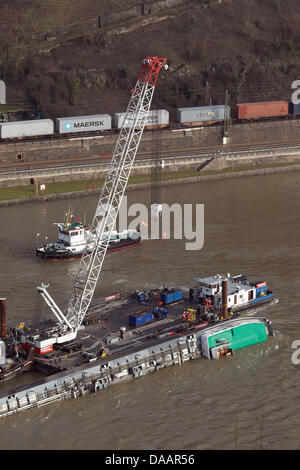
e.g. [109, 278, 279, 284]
[236, 101, 289, 119]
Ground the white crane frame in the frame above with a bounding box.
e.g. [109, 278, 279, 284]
[37, 57, 168, 338]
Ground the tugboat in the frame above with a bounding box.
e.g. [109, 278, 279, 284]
[36, 212, 141, 260]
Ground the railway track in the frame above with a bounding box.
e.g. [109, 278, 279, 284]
[1, 138, 300, 175]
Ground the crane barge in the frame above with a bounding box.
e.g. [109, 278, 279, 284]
[0, 57, 275, 418]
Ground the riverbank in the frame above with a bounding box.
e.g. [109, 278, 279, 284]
[0, 160, 300, 206]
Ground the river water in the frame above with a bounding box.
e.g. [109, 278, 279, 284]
[0, 172, 300, 450]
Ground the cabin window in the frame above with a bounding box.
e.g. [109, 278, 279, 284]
[71, 231, 78, 237]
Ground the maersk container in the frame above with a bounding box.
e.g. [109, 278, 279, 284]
[176, 105, 230, 124]
[114, 109, 169, 129]
[128, 312, 153, 327]
[56, 114, 112, 134]
[0, 119, 54, 139]
[236, 101, 289, 120]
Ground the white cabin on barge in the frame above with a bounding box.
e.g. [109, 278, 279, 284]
[193, 274, 259, 309]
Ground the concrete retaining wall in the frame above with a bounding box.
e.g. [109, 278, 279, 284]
[1, 118, 300, 165]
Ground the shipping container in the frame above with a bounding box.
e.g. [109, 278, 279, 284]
[160, 292, 174, 304]
[176, 105, 230, 124]
[236, 101, 289, 120]
[128, 312, 153, 327]
[173, 290, 183, 302]
[56, 114, 112, 134]
[0, 119, 54, 139]
[114, 109, 169, 129]
[160, 289, 183, 305]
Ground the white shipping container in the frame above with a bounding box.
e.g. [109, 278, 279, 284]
[0, 119, 54, 139]
[176, 105, 230, 123]
[114, 109, 169, 129]
[56, 114, 112, 133]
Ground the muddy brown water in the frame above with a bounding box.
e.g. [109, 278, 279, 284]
[0, 172, 300, 450]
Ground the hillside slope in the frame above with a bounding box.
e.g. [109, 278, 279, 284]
[1, 0, 300, 120]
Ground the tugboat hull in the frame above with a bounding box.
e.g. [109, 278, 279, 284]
[36, 236, 141, 260]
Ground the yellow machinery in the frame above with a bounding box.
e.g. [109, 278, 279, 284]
[186, 308, 197, 322]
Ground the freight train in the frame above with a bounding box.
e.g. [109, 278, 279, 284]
[0, 100, 300, 141]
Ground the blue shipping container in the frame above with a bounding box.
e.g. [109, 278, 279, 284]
[173, 290, 183, 302]
[128, 312, 153, 327]
[160, 292, 173, 304]
[160, 290, 183, 304]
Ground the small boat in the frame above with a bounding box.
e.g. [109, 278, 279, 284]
[36, 216, 141, 260]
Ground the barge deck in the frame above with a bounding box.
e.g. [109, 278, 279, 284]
[0, 285, 275, 418]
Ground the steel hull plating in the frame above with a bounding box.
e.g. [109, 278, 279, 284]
[0, 315, 273, 418]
